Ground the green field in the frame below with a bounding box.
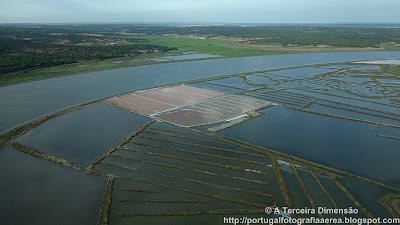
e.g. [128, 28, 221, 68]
[1, 36, 291, 85]
[381, 64, 400, 75]
[3, 34, 399, 86]
[387, 47, 400, 51]
[381, 45, 400, 51]
[121, 35, 287, 57]
[394, 65, 400, 74]
[185, 45, 288, 57]
[121, 35, 238, 48]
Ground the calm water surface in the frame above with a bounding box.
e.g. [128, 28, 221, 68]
[14, 102, 150, 167]
[2, 51, 400, 133]
[219, 106, 400, 187]
[0, 147, 107, 225]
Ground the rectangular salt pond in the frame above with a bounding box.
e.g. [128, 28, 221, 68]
[138, 90, 195, 105]
[315, 100, 400, 119]
[107, 97, 156, 115]
[155, 87, 211, 101]
[14, 102, 151, 167]
[97, 123, 276, 225]
[219, 106, 400, 186]
[0, 147, 107, 225]
[108, 180, 265, 225]
[319, 65, 358, 69]
[306, 102, 400, 126]
[377, 78, 400, 84]
[296, 170, 337, 213]
[278, 162, 313, 210]
[245, 75, 278, 85]
[119, 94, 174, 111]
[375, 126, 400, 139]
[331, 77, 372, 83]
[188, 82, 243, 94]
[207, 77, 260, 90]
[286, 89, 400, 114]
[353, 64, 382, 70]
[269, 67, 335, 79]
[152, 95, 271, 127]
[339, 177, 394, 218]
[107, 85, 225, 116]
[318, 176, 365, 219]
[172, 85, 224, 98]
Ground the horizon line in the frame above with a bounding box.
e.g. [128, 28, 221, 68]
[1, 21, 400, 25]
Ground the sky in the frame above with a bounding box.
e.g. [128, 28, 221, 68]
[0, 0, 399, 24]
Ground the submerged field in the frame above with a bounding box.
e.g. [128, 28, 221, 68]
[1, 55, 400, 224]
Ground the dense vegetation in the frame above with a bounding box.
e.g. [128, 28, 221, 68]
[1, 24, 400, 76]
[381, 64, 400, 75]
[68, 24, 400, 47]
[241, 26, 400, 47]
[0, 25, 174, 75]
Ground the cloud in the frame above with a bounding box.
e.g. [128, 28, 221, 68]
[0, 0, 399, 23]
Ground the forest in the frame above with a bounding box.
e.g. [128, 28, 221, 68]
[0, 25, 174, 75]
[1, 23, 400, 76]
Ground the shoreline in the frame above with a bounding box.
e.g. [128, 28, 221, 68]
[390, 199, 400, 216]
[1, 48, 394, 87]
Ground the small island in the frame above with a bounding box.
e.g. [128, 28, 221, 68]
[393, 199, 400, 215]
[379, 193, 400, 218]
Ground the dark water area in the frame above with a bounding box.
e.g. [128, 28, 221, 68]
[207, 77, 259, 90]
[108, 178, 264, 225]
[318, 176, 365, 219]
[219, 106, 400, 186]
[279, 163, 312, 210]
[15, 102, 150, 167]
[339, 177, 393, 218]
[286, 89, 400, 115]
[375, 125, 400, 138]
[245, 75, 278, 85]
[269, 67, 335, 79]
[2, 51, 400, 134]
[306, 103, 400, 126]
[0, 147, 107, 225]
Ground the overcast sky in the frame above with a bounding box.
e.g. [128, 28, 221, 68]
[0, 0, 399, 24]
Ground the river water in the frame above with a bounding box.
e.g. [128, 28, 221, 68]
[0, 147, 107, 225]
[2, 51, 400, 134]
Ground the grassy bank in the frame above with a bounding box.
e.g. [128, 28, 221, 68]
[394, 65, 400, 74]
[0, 51, 173, 85]
[120, 35, 285, 57]
[2, 34, 398, 86]
[381, 64, 400, 75]
[121, 35, 238, 48]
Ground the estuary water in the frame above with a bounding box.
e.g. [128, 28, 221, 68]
[2, 51, 400, 134]
[14, 102, 150, 167]
[219, 106, 400, 187]
[0, 147, 107, 225]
